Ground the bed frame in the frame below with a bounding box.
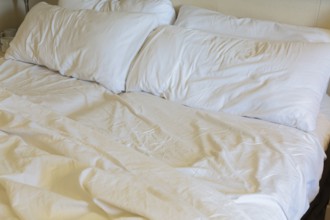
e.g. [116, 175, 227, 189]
[302, 143, 330, 219]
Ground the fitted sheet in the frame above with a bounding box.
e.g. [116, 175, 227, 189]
[0, 59, 328, 220]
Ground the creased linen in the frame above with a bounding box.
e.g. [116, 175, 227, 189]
[0, 59, 327, 220]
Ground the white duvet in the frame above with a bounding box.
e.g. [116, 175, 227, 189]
[0, 59, 328, 220]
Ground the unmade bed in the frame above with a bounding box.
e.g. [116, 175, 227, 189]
[0, 1, 330, 220]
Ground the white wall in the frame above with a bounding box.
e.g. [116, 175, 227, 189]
[318, 0, 330, 29]
[2, 0, 330, 30]
[0, 0, 58, 31]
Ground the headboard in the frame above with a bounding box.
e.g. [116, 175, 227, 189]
[172, 0, 330, 29]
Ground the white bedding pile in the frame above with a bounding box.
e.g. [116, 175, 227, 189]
[0, 59, 328, 220]
[1, 1, 330, 220]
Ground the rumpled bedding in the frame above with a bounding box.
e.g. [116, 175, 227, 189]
[0, 59, 328, 220]
[126, 26, 330, 132]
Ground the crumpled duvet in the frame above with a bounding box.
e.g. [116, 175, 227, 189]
[0, 60, 327, 220]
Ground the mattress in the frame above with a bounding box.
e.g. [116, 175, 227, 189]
[0, 58, 329, 220]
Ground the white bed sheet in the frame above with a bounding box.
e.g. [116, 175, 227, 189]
[0, 58, 328, 220]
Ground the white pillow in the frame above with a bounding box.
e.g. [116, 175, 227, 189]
[175, 5, 330, 42]
[58, 0, 176, 25]
[175, 5, 330, 97]
[5, 2, 158, 93]
[126, 26, 330, 131]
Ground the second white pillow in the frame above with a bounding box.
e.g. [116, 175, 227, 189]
[127, 26, 330, 131]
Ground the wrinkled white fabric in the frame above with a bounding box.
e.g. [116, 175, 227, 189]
[5, 3, 157, 93]
[126, 26, 330, 131]
[175, 5, 330, 42]
[0, 59, 328, 220]
[175, 5, 330, 95]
